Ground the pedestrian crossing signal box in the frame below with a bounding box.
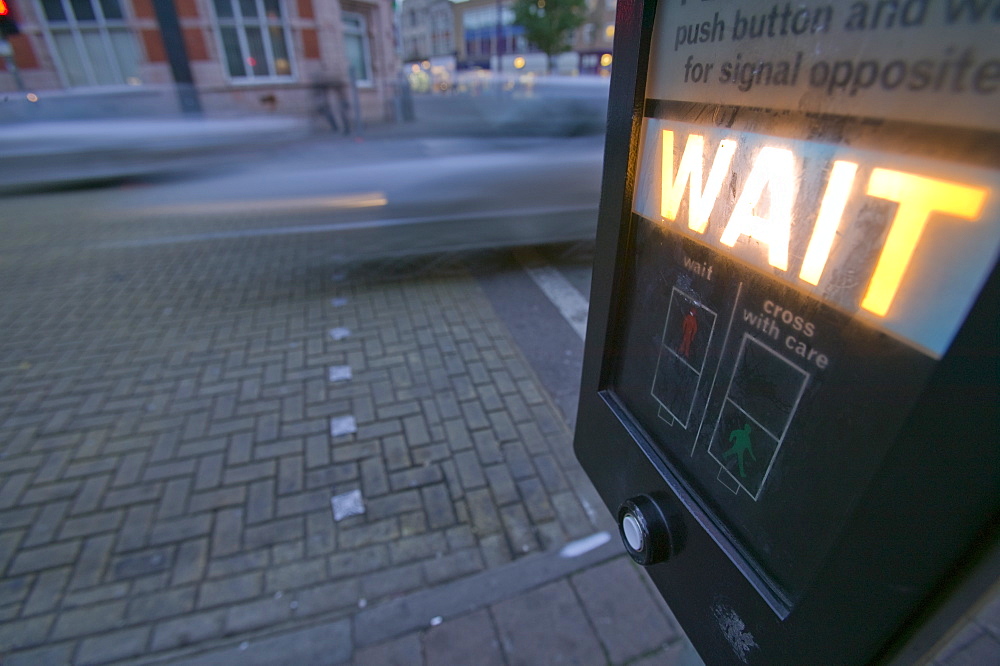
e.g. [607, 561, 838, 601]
[574, 0, 1000, 663]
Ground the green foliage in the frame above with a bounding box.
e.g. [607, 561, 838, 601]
[512, 0, 588, 67]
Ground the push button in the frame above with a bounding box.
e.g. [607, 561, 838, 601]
[618, 494, 685, 566]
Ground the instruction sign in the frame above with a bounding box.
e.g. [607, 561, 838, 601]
[606, 0, 1000, 608]
[649, 0, 1000, 131]
[575, 0, 1000, 660]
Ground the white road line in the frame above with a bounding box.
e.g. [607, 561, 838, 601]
[111, 192, 388, 218]
[95, 204, 595, 249]
[514, 247, 589, 341]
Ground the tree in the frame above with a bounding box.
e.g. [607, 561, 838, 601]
[512, 0, 587, 73]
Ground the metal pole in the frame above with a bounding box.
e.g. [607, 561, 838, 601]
[495, 0, 503, 74]
[0, 38, 24, 90]
[151, 0, 201, 115]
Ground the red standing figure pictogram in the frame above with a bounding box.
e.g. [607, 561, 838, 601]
[679, 308, 698, 358]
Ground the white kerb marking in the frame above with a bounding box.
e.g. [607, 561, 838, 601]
[514, 247, 589, 341]
[329, 366, 353, 382]
[559, 531, 612, 558]
[330, 415, 357, 437]
[331, 489, 365, 521]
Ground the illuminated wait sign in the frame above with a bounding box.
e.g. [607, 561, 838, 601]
[633, 119, 1000, 357]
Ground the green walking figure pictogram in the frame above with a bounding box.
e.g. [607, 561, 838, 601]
[724, 423, 756, 479]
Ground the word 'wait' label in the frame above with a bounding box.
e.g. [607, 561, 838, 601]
[633, 119, 1000, 357]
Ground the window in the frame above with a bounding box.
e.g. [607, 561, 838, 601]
[342, 12, 372, 85]
[39, 0, 139, 87]
[213, 0, 293, 81]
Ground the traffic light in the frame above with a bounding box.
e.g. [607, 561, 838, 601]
[0, 0, 20, 38]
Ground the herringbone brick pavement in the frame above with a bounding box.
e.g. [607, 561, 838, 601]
[0, 191, 603, 664]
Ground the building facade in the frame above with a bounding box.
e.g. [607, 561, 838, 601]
[400, 0, 454, 62]
[0, 0, 400, 122]
[450, 0, 614, 74]
[572, 0, 615, 74]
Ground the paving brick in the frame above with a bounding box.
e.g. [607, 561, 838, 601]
[264, 557, 328, 592]
[244, 516, 302, 549]
[484, 464, 520, 506]
[272, 539, 305, 565]
[194, 453, 224, 490]
[424, 546, 485, 585]
[188, 486, 246, 513]
[466, 488, 502, 536]
[255, 439, 302, 460]
[275, 485, 327, 515]
[460, 400, 490, 431]
[19, 479, 81, 506]
[377, 400, 421, 420]
[111, 451, 146, 488]
[445, 524, 477, 550]
[22, 566, 70, 615]
[500, 504, 540, 556]
[361, 561, 425, 600]
[472, 429, 503, 465]
[571, 558, 680, 662]
[23, 499, 70, 548]
[292, 578, 360, 616]
[199, 571, 263, 608]
[223, 460, 275, 485]
[278, 454, 304, 494]
[143, 458, 196, 482]
[127, 586, 197, 623]
[247, 478, 275, 524]
[68, 534, 115, 590]
[0, 614, 55, 652]
[422, 483, 457, 529]
[356, 419, 403, 440]
[8, 540, 82, 576]
[50, 599, 127, 640]
[61, 582, 130, 608]
[34, 449, 72, 484]
[402, 414, 431, 446]
[332, 440, 379, 463]
[0, 574, 31, 609]
[104, 483, 162, 510]
[151, 609, 226, 651]
[112, 547, 172, 580]
[502, 442, 536, 480]
[207, 549, 270, 578]
[70, 473, 111, 515]
[225, 596, 291, 634]
[365, 490, 423, 521]
[355, 632, 424, 666]
[149, 513, 213, 545]
[227, 432, 254, 466]
[305, 510, 336, 557]
[158, 477, 192, 520]
[518, 477, 556, 523]
[491, 579, 605, 666]
[304, 433, 331, 469]
[389, 465, 443, 491]
[1, 642, 75, 666]
[389, 532, 448, 565]
[412, 442, 450, 466]
[172, 538, 209, 585]
[361, 456, 390, 497]
[454, 450, 487, 490]
[551, 491, 596, 539]
[337, 518, 400, 550]
[424, 609, 504, 666]
[213, 507, 244, 557]
[534, 453, 570, 493]
[443, 419, 473, 451]
[381, 434, 412, 470]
